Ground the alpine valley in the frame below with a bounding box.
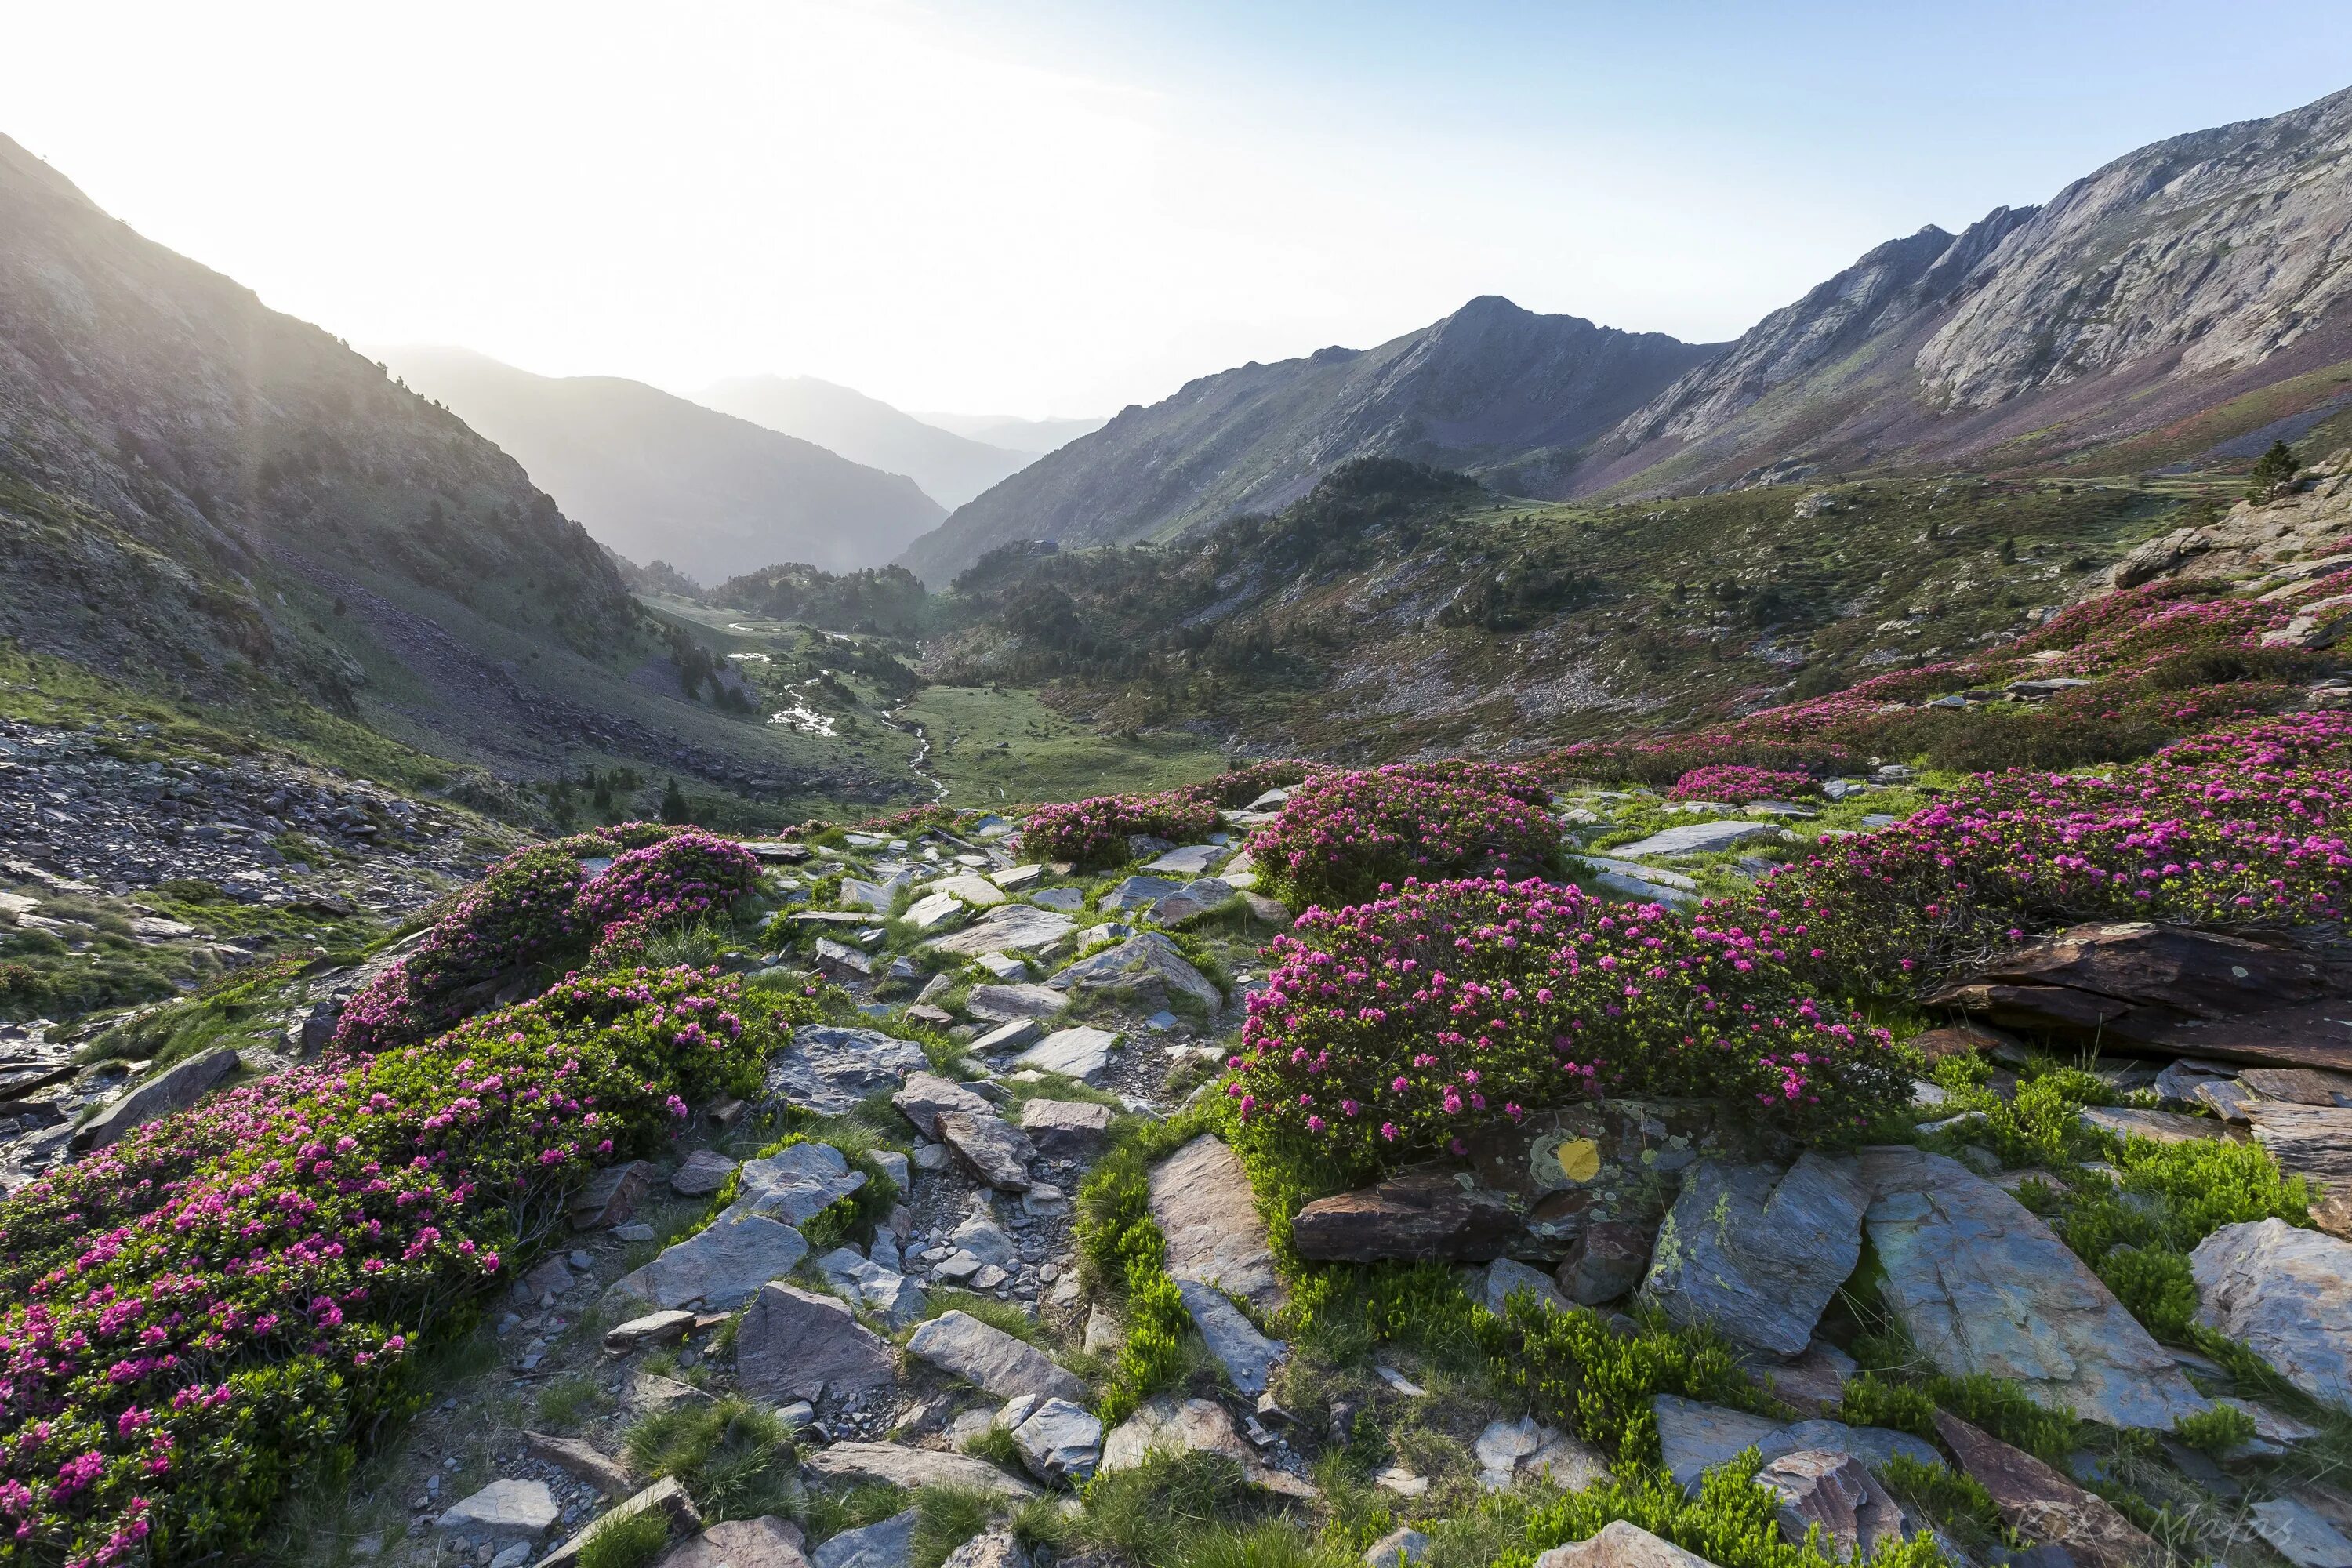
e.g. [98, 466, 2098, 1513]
[8, 71, 2352, 1568]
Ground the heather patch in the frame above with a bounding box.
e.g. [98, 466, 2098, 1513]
[1021, 789, 1221, 868]
[1245, 763, 1560, 910]
[1664, 764, 1817, 803]
[0, 964, 775, 1566]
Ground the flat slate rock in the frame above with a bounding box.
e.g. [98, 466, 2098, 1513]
[1018, 1098, 1115, 1157]
[904, 892, 967, 933]
[813, 1509, 921, 1568]
[1104, 875, 1181, 912]
[2193, 1218, 2352, 1410]
[905, 1310, 1086, 1403]
[1028, 887, 1084, 912]
[1011, 1026, 1121, 1083]
[1642, 1154, 1867, 1358]
[1934, 1411, 2159, 1568]
[572, 1160, 653, 1229]
[1145, 877, 1236, 925]
[728, 1142, 868, 1227]
[1653, 1396, 1937, 1495]
[74, 1046, 240, 1150]
[1143, 844, 1223, 876]
[768, 1026, 930, 1116]
[964, 983, 1067, 1023]
[801, 1441, 1038, 1498]
[438, 1477, 559, 1537]
[971, 1018, 1044, 1056]
[1149, 1135, 1285, 1310]
[1861, 1145, 2209, 1428]
[938, 1111, 1036, 1192]
[1049, 932, 1220, 1011]
[1611, 821, 1786, 859]
[1100, 1394, 1316, 1498]
[1175, 1279, 1286, 1397]
[893, 1071, 994, 1138]
[659, 1517, 811, 1568]
[670, 1149, 739, 1197]
[814, 1247, 928, 1329]
[1478, 1258, 1573, 1317]
[610, 1214, 809, 1312]
[2251, 1498, 2352, 1568]
[924, 873, 1007, 908]
[924, 906, 1076, 957]
[736, 1281, 898, 1403]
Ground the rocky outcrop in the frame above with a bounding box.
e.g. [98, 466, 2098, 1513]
[1290, 1170, 1519, 1264]
[2192, 1218, 2352, 1410]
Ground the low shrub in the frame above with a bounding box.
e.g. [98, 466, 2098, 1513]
[1665, 765, 1818, 802]
[1515, 1457, 1953, 1568]
[1225, 877, 1909, 1174]
[1185, 760, 1327, 810]
[0, 964, 771, 1564]
[1022, 789, 1221, 868]
[1243, 763, 1560, 909]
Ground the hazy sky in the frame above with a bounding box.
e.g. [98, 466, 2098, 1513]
[11, 2, 2352, 417]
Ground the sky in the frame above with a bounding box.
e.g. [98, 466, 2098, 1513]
[9, 1, 2352, 419]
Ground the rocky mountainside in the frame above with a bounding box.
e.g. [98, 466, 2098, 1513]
[898, 296, 1720, 584]
[382, 349, 946, 583]
[1581, 85, 2352, 493]
[699, 375, 1039, 510]
[0, 133, 630, 704]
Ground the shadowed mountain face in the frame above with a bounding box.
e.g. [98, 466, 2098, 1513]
[0, 132, 630, 700]
[1578, 85, 2352, 495]
[381, 349, 945, 583]
[895, 296, 1722, 583]
[698, 374, 1037, 510]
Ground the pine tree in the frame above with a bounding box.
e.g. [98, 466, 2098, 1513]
[2249, 440, 2300, 502]
[660, 776, 691, 825]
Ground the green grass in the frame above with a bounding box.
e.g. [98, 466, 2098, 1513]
[622, 1396, 797, 1523]
[898, 685, 1229, 807]
[576, 1507, 673, 1568]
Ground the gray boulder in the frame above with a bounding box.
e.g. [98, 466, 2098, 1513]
[1099, 1394, 1315, 1497]
[1149, 1135, 1285, 1310]
[1012, 1397, 1104, 1483]
[937, 1111, 1036, 1192]
[2193, 1218, 2352, 1410]
[74, 1047, 239, 1150]
[924, 906, 1076, 958]
[1611, 822, 1786, 858]
[1479, 1258, 1573, 1317]
[1755, 1450, 1908, 1558]
[437, 1478, 558, 1538]
[1144, 878, 1236, 926]
[815, 1247, 928, 1329]
[800, 1442, 1037, 1498]
[813, 1509, 920, 1568]
[1175, 1279, 1286, 1397]
[892, 1071, 993, 1139]
[905, 1310, 1086, 1403]
[1533, 1522, 1719, 1568]
[1011, 1026, 1121, 1083]
[939, 1533, 1028, 1568]
[735, 1282, 898, 1404]
[1642, 1154, 1867, 1357]
[1653, 1395, 1936, 1496]
[1019, 1098, 1115, 1157]
[728, 1142, 867, 1226]
[609, 1214, 808, 1311]
[1473, 1416, 1609, 1492]
[1862, 1146, 2209, 1428]
[1103, 875, 1179, 913]
[1049, 932, 1220, 1011]
[1366, 1529, 1429, 1568]
[768, 1026, 929, 1116]
[965, 983, 1066, 1023]
[659, 1516, 811, 1568]
[2250, 1497, 2352, 1568]
[670, 1149, 739, 1196]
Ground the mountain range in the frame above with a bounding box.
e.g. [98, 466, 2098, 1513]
[697, 374, 1038, 510]
[379, 348, 946, 583]
[901, 84, 2352, 583]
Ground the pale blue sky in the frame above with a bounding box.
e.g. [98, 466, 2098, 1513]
[9, 2, 2349, 415]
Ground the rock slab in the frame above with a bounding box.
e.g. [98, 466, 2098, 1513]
[905, 1311, 1086, 1403]
[2192, 1218, 2352, 1411]
[610, 1214, 809, 1312]
[1642, 1154, 1867, 1358]
[1533, 1522, 1720, 1568]
[800, 1442, 1039, 1499]
[1149, 1135, 1285, 1309]
[1933, 1412, 2158, 1568]
[735, 1282, 898, 1404]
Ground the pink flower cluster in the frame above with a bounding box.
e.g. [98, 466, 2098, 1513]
[1022, 789, 1221, 868]
[1245, 762, 1559, 909]
[1666, 764, 1820, 803]
[572, 829, 764, 965]
[0, 965, 769, 1564]
[1225, 876, 1906, 1167]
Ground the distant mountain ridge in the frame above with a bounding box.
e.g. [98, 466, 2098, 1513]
[698, 375, 1036, 510]
[898, 296, 1722, 583]
[381, 348, 944, 583]
[912, 411, 1105, 452]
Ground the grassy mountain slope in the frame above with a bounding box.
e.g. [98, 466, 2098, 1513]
[699, 373, 1036, 510]
[380, 347, 945, 582]
[898, 296, 1721, 584]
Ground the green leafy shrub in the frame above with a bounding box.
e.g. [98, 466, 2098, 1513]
[2173, 1403, 2257, 1455]
[1515, 1454, 1952, 1568]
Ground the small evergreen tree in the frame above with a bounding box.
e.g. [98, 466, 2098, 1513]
[660, 776, 691, 825]
[2249, 440, 2300, 502]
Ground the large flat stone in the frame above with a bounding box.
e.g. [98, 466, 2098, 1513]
[924, 873, 1008, 909]
[728, 1142, 868, 1227]
[2193, 1218, 2352, 1410]
[1048, 932, 1220, 1011]
[1018, 1098, 1115, 1157]
[1611, 822, 1786, 859]
[1103, 875, 1180, 913]
[1145, 878, 1236, 926]
[905, 1310, 1085, 1403]
[74, 1046, 239, 1150]
[800, 1442, 1037, 1499]
[439, 1478, 559, 1537]
[937, 1111, 1036, 1192]
[1653, 1396, 1936, 1496]
[964, 983, 1067, 1023]
[768, 1026, 931, 1116]
[1011, 1397, 1103, 1484]
[1860, 1145, 2209, 1428]
[659, 1517, 810, 1568]
[1143, 844, 1223, 876]
[924, 906, 1076, 958]
[1933, 1412, 2159, 1568]
[1290, 1171, 1519, 1265]
[736, 1282, 898, 1404]
[1011, 1026, 1121, 1083]
[2251, 1498, 2352, 1568]
[1533, 1522, 1719, 1568]
[1642, 1154, 1867, 1358]
[541, 1479, 702, 1568]
[610, 1214, 809, 1311]
[1149, 1135, 1284, 1310]
[811, 1509, 920, 1568]
[1175, 1279, 1286, 1397]
[892, 1071, 994, 1138]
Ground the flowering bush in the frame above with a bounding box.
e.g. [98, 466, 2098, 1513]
[0, 965, 775, 1566]
[1666, 765, 1819, 803]
[1245, 762, 1559, 909]
[1765, 713, 2352, 994]
[334, 824, 760, 1054]
[1021, 789, 1221, 867]
[1224, 877, 1907, 1171]
[1542, 738, 1858, 789]
[1186, 760, 1327, 810]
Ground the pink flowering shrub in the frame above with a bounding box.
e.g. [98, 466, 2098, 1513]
[1543, 737, 1858, 789]
[1246, 762, 1559, 909]
[0, 965, 776, 1566]
[1022, 789, 1221, 868]
[1765, 711, 2352, 993]
[1225, 877, 1907, 1171]
[335, 824, 759, 1054]
[1188, 760, 1328, 810]
[1666, 764, 1819, 802]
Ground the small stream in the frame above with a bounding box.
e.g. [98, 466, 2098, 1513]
[883, 699, 949, 804]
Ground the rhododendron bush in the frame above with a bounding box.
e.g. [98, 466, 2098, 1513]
[1226, 877, 1907, 1171]
[0, 965, 775, 1566]
[1767, 711, 2352, 993]
[1247, 762, 1560, 909]
[336, 825, 762, 1053]
[1021, 789, 1221, 868]
[1666, 764, 1819, 803]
